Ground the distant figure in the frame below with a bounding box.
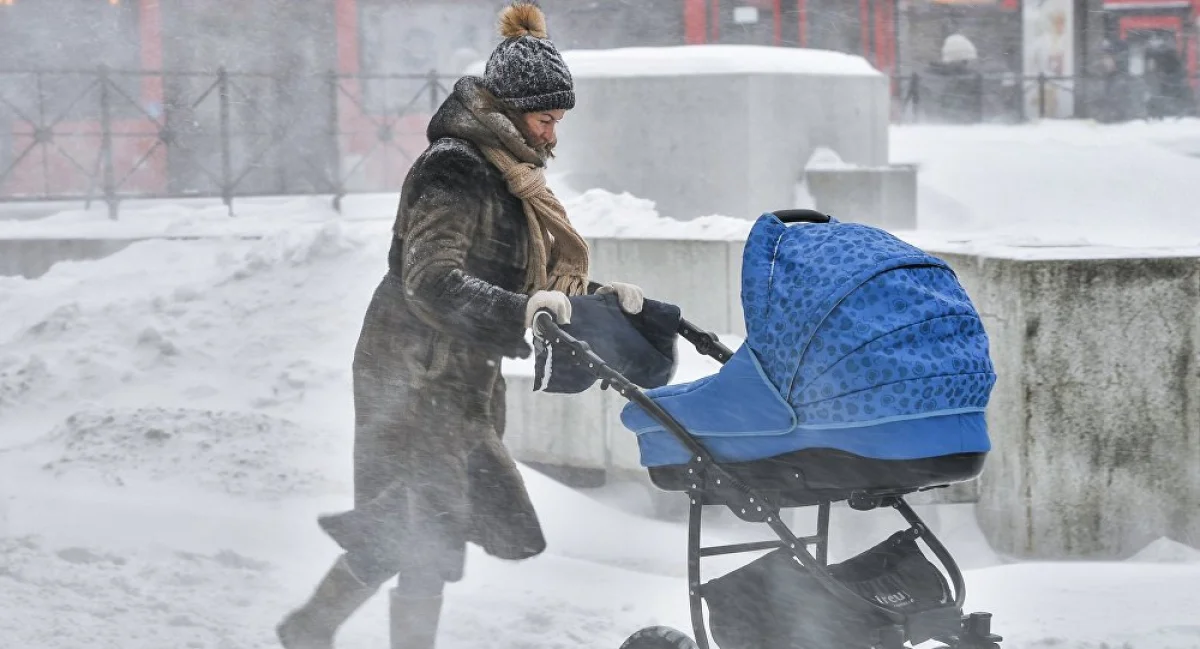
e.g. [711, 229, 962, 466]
[923, 33, 982, 124]
[1146, 37, 1193, 119]
[941, 33, 978, 66]
[1097, 38, 1136, 123]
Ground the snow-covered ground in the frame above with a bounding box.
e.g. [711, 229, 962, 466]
[892, 119, 1200, 258]
[3, 119, 1200, 648]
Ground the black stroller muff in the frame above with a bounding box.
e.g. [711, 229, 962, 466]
[531, 209, 1004, 649]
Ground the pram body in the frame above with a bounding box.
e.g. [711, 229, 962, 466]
[532, 209, 1003, 649]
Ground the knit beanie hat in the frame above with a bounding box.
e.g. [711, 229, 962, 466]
[484, 2, 576, 113]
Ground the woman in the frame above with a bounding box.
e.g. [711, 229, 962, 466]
[276, 4, 642, 649]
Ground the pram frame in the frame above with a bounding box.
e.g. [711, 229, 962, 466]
[533, 311, 1002, 649]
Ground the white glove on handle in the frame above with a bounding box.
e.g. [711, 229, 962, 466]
[525, 290, 572, 329]
[596, 281, 644, 314]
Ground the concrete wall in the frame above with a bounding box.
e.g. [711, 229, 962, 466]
[587, 237, 746, 337]
[805, 165, 918, 231]
[942, 253, 1200, 560]
[0, 239, 139, 279]
[555, 71, 890, 220]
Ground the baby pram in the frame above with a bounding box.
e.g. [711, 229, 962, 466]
[531, 209, 1003, 649]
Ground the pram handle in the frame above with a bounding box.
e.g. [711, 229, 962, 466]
[772, 208, 832, 224]
[531, 309, 714, 463]
[677, 319, 734, 364]
[533, 310, 735, 366]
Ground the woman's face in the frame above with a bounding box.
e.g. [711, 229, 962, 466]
[521, 109, 567, 150]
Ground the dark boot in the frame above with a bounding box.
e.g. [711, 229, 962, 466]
[276, 556, 379, 649]
[389, 588, 444, 649]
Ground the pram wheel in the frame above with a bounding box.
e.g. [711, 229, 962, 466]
[618, 626, 699, 649]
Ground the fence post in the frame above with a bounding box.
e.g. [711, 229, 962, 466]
[98, 65, 118, 220]
[1075, 73, 1085, 120]
[217, 67, 234, 216]
[975, 71, 985, 123]
[1037, 73, 1047, 119]
[909, 72, 920, 122]
[1018, 74, 1027, 122]
[328, 71, 344, 213]
[428, 69, 441, 113]
[273, 73, 288, 195]
[36, 71, 50, 198]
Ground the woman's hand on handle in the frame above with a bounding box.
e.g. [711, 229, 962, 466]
[596, 282, 644, 314]
[525, 290, 573, 328]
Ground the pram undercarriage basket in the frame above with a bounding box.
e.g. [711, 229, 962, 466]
[530, 209, 1004, 649]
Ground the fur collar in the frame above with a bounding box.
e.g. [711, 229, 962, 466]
[427, 77, 544, 166]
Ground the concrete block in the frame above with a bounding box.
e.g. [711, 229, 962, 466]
[502, 373, 609, 472]
[939, 252, 1200, 560]
[555, 53, 889, 220]
[602, 388, 644, 476]
[804, 165, 918, 231]
[727, 240, 747, 337]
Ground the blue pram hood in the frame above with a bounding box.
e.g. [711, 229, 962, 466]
[622, 213, 997, 467]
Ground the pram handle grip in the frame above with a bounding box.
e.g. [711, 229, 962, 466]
[535, 310, 735, 366]
[531, 309, 560, 338]
[772, 208, 832, 224]
[677, 319, 734, 364]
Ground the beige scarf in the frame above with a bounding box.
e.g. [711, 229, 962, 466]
[479, 145, 590, 297]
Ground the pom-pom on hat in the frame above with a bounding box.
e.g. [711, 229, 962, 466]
[484, 2, 575, 113]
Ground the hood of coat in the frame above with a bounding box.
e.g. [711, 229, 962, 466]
[427, 76, 545, 166]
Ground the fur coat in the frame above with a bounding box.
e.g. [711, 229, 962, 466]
[318, 77, 553, 584]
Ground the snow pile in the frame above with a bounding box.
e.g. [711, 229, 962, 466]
[0, 354, 49, 413]
[0, 221, 384, 455]
[567, 189, 753, 240]
[37, 407, 346, 499]
[1127, 537, 1200, 564]
[559, 44, 881, 78]
[228, 220, 369, 275]
[806, 146, 862, 171]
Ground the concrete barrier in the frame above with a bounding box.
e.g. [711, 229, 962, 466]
[0, 239, 141, 279]
[939, 252, 1200, 560]
[552, 46, 892, 221]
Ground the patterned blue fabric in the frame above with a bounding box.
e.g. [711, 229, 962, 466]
[622, 213, 997, 467]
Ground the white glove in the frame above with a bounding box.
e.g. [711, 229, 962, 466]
[596, 281, 644, 314]
[525, 290, 572, 328]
